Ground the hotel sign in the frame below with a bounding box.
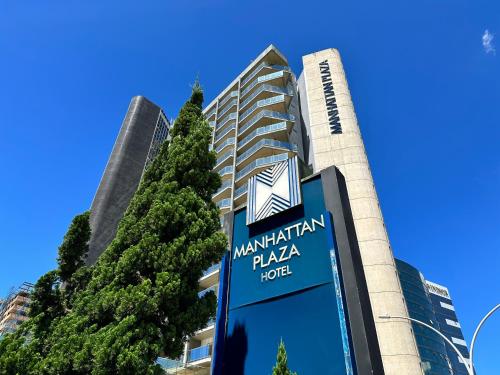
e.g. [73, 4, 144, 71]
[319, 60, 342, 134]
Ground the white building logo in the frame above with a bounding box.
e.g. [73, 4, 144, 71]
[246, 156, 302, 225]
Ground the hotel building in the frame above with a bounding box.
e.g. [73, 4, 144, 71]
[167, 45, 422, 374]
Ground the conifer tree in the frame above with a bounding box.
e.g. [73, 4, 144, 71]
[0, 212, 92, 374]
[272, 339, 297, 375]
[37, 83, 227, 374]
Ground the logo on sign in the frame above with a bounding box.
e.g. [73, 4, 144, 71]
[246, 156, 301, 225]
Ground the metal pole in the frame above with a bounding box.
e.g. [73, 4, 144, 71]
[379, 315, 474, 375]
[469, 303, 500, 369]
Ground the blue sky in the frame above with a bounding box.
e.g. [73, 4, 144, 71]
[1, 0, 498, 372]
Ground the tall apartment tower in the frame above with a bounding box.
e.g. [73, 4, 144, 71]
[0, 282, 33, 337]
[204, 46, 305, 215]
[87, 96, 170, 264]
[298, 49, 422, 374]
[425, 281, 471, 375]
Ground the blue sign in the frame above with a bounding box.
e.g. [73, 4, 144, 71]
[214, 176, 356, 375]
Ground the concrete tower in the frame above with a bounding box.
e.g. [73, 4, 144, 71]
[87, 96, 170, 264]
[298, 48, 422, 374]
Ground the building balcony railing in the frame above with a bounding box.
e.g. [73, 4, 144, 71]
[188, 344, 212, 363]
[236, 139, 297, 166]
[215, 151, 233, 169]
[238, 122, 288, 150]
[198, 285, 217, 298]
[216, 198, 231, 209]
[215, 113, 237, 133]
[218, 90, 238, 108]
[241, 69, 290, 98]
[240, 62, 290, 88]
[212, 180, 232, 199]
[205, 107, 217, 119]
[214, 137, 235, 153]
[208, 120, 216, 128]
[203, 263, 221, 277]
[214, 124, 236, 144]
[217, 99, 237, 119]
[239, 94, 286, 123]
[235, 152, 289, 182]
[218, 165, 233, 177]
[238, 110, 295, 137]
[239, 84, 293, 111]
[234, 183, 248, 199]
[157, 357, 184, 370]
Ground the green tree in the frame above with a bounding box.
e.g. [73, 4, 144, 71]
[0, 212, 92, 374]
[37, 82, 227, 374]
[272, 339, 297, 375]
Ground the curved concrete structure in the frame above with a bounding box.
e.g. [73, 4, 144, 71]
[87, 96, 169, 264]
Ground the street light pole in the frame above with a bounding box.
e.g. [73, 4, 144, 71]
[469, 303, 500, 368]
[381, 305, 500, 375]
[379, 314, 474, 375]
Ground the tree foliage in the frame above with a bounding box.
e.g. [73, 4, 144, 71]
[0, 211, 91, 374]
[0, 84, 227, 375]
[272, 339, 297, 375]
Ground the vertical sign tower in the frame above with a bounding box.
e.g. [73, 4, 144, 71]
[298, 48, 422, 374]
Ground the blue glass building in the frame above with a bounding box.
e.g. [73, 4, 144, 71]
[396, 260, 453, 374]
[396, 259, 471, 375]
[425, 281, 471, 375]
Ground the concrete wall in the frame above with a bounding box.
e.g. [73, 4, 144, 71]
[299, 48, 423, 375]
[87, 96, 162, 264]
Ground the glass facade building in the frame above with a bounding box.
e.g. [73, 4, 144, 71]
[396, 260, 452, 374]
[396, 259, 471, 375]
[426, 281, 471, 375]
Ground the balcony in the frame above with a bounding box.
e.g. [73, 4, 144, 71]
[203, 263, 221, 277]
[214, 124, 236, 146]
[214, 137, 235, 154]
[239, 94, 288, 123]
[218, 165, 233, 179]
[237, 122, 289, 152]
[217, 98, 237, 119]
[238, 110, 295, 138]
[241, 69, 291, 99]
[214, 150, 233, 170]
[208, 120, 216, 128]
[240, 62, 291, 88]
[239, 84, 293, 111]
[216, 198, 231, 210]
[188, 344, 212, 363]
[218, 90, 238, 108]
[212, 180, 232, 200]
[233, 183, 248, 207]
[198, 285, 218, 298]
[205, 107, 217, 119]
[216, 113, 237, 131]
[235, 152, 289, 183]
[236, 139, 297, 169]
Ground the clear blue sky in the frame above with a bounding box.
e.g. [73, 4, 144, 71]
[1, 0, 498, 372]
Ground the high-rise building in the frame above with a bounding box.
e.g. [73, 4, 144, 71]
[395, 259, 471, 375]
[425, 281, 471, 375]
[87, 96, 170, 264]
[0, 282, 33, 337]
[163, 45, 421, 374]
